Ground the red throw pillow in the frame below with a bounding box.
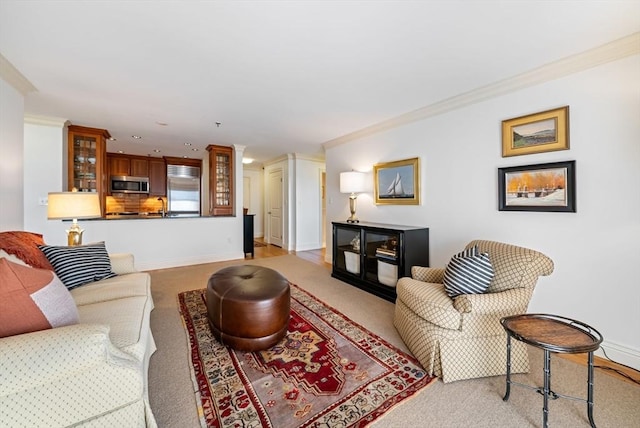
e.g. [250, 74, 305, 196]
[0, 258, 79, 338]
[0, 231, 53, 270]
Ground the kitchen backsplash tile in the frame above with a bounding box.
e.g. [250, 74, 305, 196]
[106, 194, 165, 214]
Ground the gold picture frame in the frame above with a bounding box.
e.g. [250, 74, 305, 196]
[502, 106, 569, 157]
[373, 157, 420, 205]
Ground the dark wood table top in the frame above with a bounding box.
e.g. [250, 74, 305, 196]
[501, 314, 603, 354]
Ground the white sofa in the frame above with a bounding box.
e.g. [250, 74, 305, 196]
[0, 253, 157, 428]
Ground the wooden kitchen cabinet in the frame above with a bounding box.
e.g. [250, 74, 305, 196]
[109, 155, 130, 176]
[108, 153, 149, 178]
[206, 145, 234, 216]
[68, 125, 110, 213]
[148, 158, 166, 196]
[131, 158, 149, 177]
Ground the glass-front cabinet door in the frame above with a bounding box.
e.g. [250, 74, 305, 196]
[363, 229, 401, 287]
[67, 125, 110, 215]
[333, 224, 362, 277]
[206, 145, 234, 216]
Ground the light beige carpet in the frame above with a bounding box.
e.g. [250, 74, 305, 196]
[148, 255, 640, 427]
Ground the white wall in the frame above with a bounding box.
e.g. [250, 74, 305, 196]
[23, 118, 67, 237]
[325, 54, 640, 369]
[262, 154, 326, 251]
[0, 76, 25, 230]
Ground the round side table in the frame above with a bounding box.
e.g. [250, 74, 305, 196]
[501, 314, 603, 428]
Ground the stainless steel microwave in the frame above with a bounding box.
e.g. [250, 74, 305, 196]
[110, 176, 149, 194]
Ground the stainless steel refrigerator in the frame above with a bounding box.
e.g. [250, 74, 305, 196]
[166, 164, 201, 217]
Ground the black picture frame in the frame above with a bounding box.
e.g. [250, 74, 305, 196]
[498, 160, 576, 212]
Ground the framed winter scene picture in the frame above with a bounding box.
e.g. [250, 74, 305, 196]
[498, 160, 576, 212]
[373, 157, 420, 205]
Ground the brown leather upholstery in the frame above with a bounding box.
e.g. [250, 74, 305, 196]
[206, 265, 290, 352]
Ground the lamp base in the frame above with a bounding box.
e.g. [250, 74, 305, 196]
[346, 194, 360, 223]
[66, 220, 84, 246]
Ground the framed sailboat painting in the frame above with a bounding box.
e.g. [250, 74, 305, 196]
[373, 157, 420, 205]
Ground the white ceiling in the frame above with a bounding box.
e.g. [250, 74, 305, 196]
[1, 1, 638, 164]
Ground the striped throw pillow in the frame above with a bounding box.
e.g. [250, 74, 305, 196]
[38, 242, 117, 290]
[443, 245, 494, 297]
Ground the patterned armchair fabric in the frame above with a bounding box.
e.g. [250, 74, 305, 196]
[394, 240, 553, 382]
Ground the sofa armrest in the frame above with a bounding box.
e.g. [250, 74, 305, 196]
[411, 266, 445, 283]
[0, 324, 138, 396]
[453, 287, 533, 314]
[109, 253, 137, 275]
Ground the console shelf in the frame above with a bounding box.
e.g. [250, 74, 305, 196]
[332, 221, 429, 302]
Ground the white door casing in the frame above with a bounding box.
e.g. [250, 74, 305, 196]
[268, 168, 283, 247]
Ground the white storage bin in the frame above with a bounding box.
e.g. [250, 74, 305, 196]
[344, 251, 360, 274]
[377, 260, 398, 287]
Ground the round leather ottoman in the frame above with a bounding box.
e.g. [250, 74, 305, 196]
[206, 265, 290, 352]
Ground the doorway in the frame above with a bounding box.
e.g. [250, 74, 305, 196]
[267, 168, 283, 247]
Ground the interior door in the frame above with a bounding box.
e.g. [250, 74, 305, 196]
[268, 169, 283, 247]
[321, 171, 326, 248]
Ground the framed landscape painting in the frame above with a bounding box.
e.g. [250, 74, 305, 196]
[373, 157, 420, 205]
[502, 106, 569, 157]
[498, 160, 576, 212]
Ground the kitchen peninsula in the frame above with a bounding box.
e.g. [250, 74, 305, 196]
[75, 214, 246, 271]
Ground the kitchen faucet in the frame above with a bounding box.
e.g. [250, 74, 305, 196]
[157, 197, 166, 217]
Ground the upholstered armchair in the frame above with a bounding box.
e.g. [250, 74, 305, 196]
[394, 240, 554, 383]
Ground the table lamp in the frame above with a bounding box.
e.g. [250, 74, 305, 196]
[340, 171, 366, 223]
[47, 190, 101, 246]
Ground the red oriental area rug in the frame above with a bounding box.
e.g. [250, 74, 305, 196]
[178, 284, 435, 428]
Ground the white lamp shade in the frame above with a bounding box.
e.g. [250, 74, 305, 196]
[47, 192, 101, 219]
[340, 171, 366, 194]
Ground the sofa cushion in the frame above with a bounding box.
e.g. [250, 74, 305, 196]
[77, 294, 154, 363]
[443, 246, 494, 297]
[38, 242, 117, 290]
[0, 258, 79, 338]
[0, 231, 53, 270]
[396, 277, 461, 330]
[71, 272, 151, 306]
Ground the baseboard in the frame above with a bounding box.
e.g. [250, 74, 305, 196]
[596, 340, 640, 371]
[137, 251, 245, 271]
[294, 242, 323, 252]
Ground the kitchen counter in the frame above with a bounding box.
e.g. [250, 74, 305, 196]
[104, 213, 202, 220]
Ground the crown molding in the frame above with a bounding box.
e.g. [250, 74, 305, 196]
[324, 32, 640, 149]
[263, 154, 290, 166]
[0, 53, 37, 96]
[24, 114, 69, 128]
[292, 152, 325, 162]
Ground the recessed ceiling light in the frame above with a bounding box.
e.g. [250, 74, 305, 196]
[117, 150, 124, 154]
[132, 135, 142, 139]
[192, 148, 199, 152]
[108, 137, 117, 141]
[183, 155, 188, 158]
[153, 149, 161, 153]
[184, 142, 192, 146]
[242, 158, 254, 164]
